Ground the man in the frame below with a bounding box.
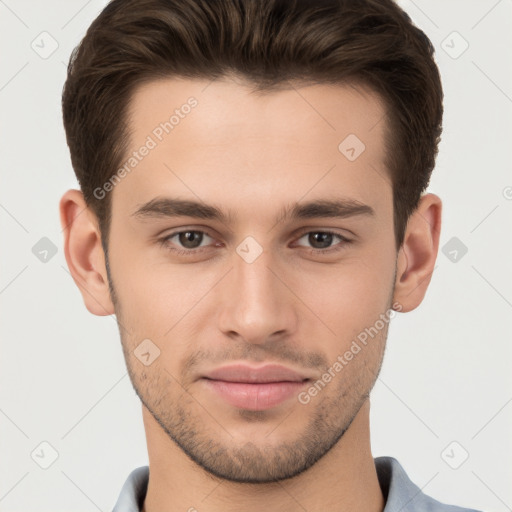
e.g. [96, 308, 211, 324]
[59, 0, 482, 511]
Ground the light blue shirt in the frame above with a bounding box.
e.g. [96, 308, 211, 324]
[112, 456, 482, 512]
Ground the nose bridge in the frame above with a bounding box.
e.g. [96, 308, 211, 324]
[218, 245, 297, 343]
[234, 249, 277, 301]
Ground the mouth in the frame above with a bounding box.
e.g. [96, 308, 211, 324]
[201, 379, 310, 411]
[203, 363, 312, 383]
[201, 363, 312, 410]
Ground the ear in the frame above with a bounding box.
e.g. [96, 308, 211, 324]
[59, 189, 115, 316]
[393, 193, 442, 313]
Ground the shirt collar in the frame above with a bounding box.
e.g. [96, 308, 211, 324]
[112, 456, 480, 512]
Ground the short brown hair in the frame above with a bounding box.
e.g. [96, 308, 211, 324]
[62, 0, 443, 251]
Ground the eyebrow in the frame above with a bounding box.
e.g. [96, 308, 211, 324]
[131, 196, 375, 224]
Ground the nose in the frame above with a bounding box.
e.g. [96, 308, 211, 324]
[217, 246, 299, 345]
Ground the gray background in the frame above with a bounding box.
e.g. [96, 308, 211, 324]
[1, 0, 511, 510]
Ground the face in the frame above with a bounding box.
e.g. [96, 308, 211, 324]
[106, 77, 397, 483]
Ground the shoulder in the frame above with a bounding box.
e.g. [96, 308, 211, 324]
[375, 456, 483, 512]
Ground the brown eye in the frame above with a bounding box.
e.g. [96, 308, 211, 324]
[160, 230, 215, 254]
[295, 230, 349, 251]
[177, 231, 204, 249]
[307, 232, 334, 249]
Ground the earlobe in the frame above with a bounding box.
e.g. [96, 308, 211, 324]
[59, 189, 115, 316]
[392, 193, 442, 313]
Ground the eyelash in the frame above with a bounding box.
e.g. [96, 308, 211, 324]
[157, 228, 352, 257]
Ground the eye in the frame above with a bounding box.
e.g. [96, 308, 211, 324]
[294, 230, 351, 253]
[159, 230, 217, 254]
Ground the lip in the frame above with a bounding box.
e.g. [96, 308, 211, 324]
[202, 379, 309, 410]
[203, 363, 311, 383]
[201, 364, 311, 411]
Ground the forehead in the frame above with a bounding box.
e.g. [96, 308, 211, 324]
[114, 76, 390, 222]
[127, 76, 387, 148]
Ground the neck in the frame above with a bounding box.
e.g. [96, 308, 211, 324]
[141, 399, 384, 512]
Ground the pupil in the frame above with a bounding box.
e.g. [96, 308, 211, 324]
[179, 231, 202, 248]
[309, 232, 332, 249]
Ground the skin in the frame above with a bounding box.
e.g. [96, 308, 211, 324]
[60, 76, 441, 512]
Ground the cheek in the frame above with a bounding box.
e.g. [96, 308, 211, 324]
[295, 255, 394, 331]
[110, 247, 222, 340]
